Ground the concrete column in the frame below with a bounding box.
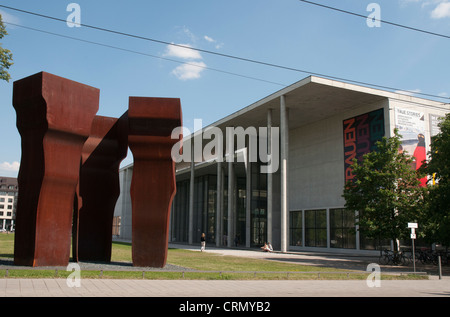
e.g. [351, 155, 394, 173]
[267, 108, 273, 245]
[227, 159, 234, 247]
[245, 149, 251, 248]
[216, 131, 224, 247]
[326, 208, 330, 249]
[280, 95, 289, 253]
[216, 160, 223, 247]
[188, 138, 194, 245]
[302, 210, 305, 247]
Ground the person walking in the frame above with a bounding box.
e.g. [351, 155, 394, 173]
[200, 233, 206, 252]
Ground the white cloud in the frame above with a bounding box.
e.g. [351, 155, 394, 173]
[400, 0, 450, 17]
[0, 9, 20, 26]
[164, 29, 224, 80]
[204, 35, 215, 43]
[164, 43, 205, 80]
[204, 35, 224, 49]
[431, 1, 450, 18]
[171, 61, 206, 80]
[180, 26, 197, 43]
[164, 43, 202, 60]
[0, 161, 20, 176]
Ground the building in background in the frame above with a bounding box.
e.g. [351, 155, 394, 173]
[0, 177, 18, 232]
[114, 76, 450, 253]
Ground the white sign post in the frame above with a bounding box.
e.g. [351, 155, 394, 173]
[408, 223, 418, 273]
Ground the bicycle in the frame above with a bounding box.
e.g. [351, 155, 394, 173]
[379, 249, 406, 266]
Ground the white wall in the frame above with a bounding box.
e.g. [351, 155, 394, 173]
[288, 99, 390, 211]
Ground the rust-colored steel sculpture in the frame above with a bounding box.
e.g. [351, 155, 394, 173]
[73, 113, 128, 262]
[13, 72, 99, 267]
[128, 97, 182, 267]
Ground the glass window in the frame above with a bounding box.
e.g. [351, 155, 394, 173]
[305, 209, 327, 247]
[207, 175, 217, 245]
[250, 162, 267, 247]
[290, 210, 302, 246]
[330, 208, 356, 249]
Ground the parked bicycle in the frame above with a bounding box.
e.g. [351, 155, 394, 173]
[415, 249, 449, 266]
[378, 249, 408, 266]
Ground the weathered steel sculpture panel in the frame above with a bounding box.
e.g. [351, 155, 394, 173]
[128, 97, 182, 267]
[12, 72, 182, 268]
[73, 113, 128, 262]
[13, 72, 99, 267]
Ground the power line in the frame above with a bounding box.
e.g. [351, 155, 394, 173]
[4, 21, 287, 87]
[298, 0, 450, 40]
[0, 4, 449, 101]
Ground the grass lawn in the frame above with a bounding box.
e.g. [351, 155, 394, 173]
[0, 233, 427, 280]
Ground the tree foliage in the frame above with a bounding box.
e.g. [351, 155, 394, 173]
[419, 113, 450, 246]
[342, 129, 426, 251]
[0, 14, 13, 82]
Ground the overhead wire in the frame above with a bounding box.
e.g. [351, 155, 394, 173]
[3, 21, 288, 87]
[298, 0, 450, 40]
[0, 4, 449, 101]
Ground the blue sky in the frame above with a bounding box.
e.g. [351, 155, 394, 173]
[0, 0, 449, 176]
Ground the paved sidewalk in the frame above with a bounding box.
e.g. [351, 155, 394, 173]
[0, 278, 449, 297]
[1, 243, 449, 298]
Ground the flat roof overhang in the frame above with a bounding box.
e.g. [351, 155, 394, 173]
[173, 75, 449, 174]
[209, 76, 447, 130]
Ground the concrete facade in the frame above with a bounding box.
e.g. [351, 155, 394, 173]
[113, 76, 449, 253]
[0, 177, 18, 231]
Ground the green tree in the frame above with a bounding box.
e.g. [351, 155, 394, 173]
[342, 129, 426, 253]
[0, 14, 13, 82]
[419, 114, 450, 247]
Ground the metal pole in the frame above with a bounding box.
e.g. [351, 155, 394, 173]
[438, 255, 442, 280]
[412, 238, 416, 273]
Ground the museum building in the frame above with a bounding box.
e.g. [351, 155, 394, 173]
[113, 76, 450, 253]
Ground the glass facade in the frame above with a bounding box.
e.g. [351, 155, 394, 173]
[304, 209, 327, 247]
[171, 168, 381, 251]
[290, 211, 302, 247]
[171, 175, 219, 244]
[235, 178, 246, 247]
[250, 162, 267, 247]
[171, 179, 189, 243]
[330, 208, 355, 249]
[171, 162, 268, 248]
[290, 208, 360, 250]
